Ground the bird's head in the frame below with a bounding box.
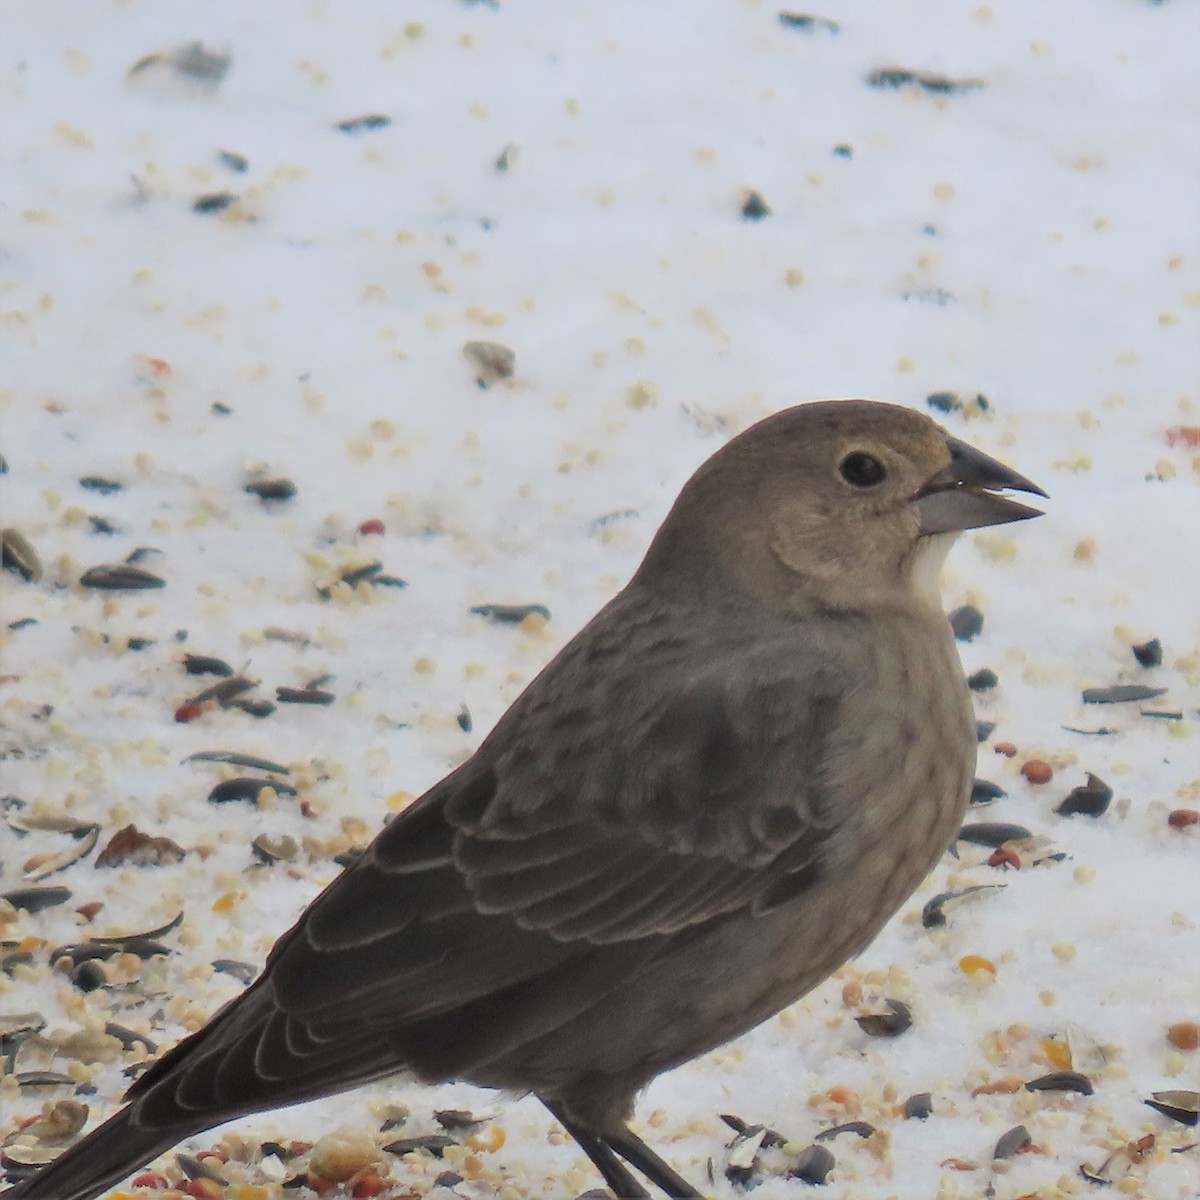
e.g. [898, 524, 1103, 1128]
[642, 399, 1046, 614]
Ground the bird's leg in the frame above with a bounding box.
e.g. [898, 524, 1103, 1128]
[542, 1100, 650, 1199]
[605, 1126, 702, 1199]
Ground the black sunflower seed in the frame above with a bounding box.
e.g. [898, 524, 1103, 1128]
[80, 564, 165, 590]
[789, 1143, 835, 1185]
[1055, 773, 1113, 818]
[948, 605, 984, 641]
[244, 478, 297, 501]
[183, 654, 234, 677]
[855, 998, 911, 1038]
[1025, 1071, 1093, 1096]
[469, 603, 551, 624]
[993, 1125, 1031, 1159]
[79, 476, 123, 495]
[1082, 684, 1167, 704]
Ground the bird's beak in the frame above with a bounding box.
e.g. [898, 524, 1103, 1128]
[911, 437, 1047, 535]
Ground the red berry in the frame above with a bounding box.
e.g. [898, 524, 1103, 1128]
[1168, 808, 1200, 829]
[358, 518, 385, 536]
[174, 703, 205, 723]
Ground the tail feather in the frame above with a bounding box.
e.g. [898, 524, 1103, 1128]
[2, 1105, 194, 1200]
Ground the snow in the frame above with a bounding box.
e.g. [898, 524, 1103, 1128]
[1, 1, 1198, 1197]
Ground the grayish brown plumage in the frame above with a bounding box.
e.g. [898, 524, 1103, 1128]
[2, 400, 1045, 1200]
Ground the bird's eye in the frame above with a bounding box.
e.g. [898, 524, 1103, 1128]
[839, 451, 886, 488]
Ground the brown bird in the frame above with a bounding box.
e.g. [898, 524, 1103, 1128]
[3, 400, 1044, 1200]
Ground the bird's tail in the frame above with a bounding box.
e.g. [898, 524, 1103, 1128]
[2, 1103, 192, 1200]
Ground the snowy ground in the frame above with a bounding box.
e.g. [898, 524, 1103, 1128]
[2, 1, 1199, 1197]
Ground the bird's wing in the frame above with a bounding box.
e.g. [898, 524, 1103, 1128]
[125, 616, 843, 1115]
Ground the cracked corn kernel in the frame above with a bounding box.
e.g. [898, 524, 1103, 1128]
[960, 955, 997, 978]
[213, 890, 245, 913]
[1052, 942, 1077, 962]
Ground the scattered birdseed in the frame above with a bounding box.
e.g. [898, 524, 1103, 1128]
[725, 1124, 768, 1184]
[183, 750, 290, 774]
[193, 192, 238, 214]
[969, 779, 1006, 805]
[79, 563, 165, 590]
[957, 822, 1032, 848]
[967, 668, 998, 691]
[866, 67, 984, 94]
[381, 1134, 457, 1158]
[462, 341, 515, 388]
[1025, 1071, 1093, 1095]
[741, 190, 771, 220]
[182, 654, 235, 677]
[244, 478, 298, 502]
[94, 824, 186, 867]
[1166, 1022, 1199, 1051]
[992, 1125, 1032, 1160]
[1, 886, 72, 914]
[777, 12, 840, 33]
[494, 142, 519, 172]
[2, 529, 42, 582]
[276, 686, 335, 705]
[903, 1092, 933, 1119]
[1082, 684, 1167, 704]
[948, 605, 984, 641]
[217, 150, 249, 172]
[921, 884, 1005, 929]
[128, 42, 231, 84]
[1132, 638, 1163, 667]
[333, 114, 392, 134]
[78, 476, 123, 495]
[855, 997, 912, 1037]
[789, 1143, 835, 1184]
[212, 960, 258, 984]
[208, 778, 297, 804]
[1144, 1089, 1199, 1126]
[187, 676, 257, 706]
[1055, 773, 1113, 818]
[252, 834, 300, 864]
[469, 603, 551, 624]
[1020, 759, 1053, 784]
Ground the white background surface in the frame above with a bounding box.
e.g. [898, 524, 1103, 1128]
[2, 1, 1199, 1196]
